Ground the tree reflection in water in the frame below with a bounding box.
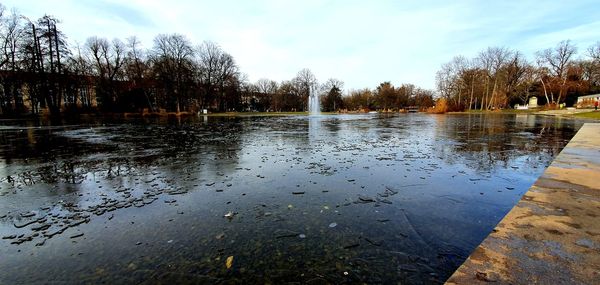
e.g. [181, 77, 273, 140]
[0, 114, 583, 284]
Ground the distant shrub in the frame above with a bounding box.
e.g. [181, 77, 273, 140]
[428, 98, 449, 114]
[543, 103, 559, 110]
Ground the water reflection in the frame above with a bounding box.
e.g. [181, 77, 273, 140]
[0, 114, 583, 284]
[434, 114, 572, 173]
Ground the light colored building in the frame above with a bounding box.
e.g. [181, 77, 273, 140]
[528, 97, 538, 108]
[577, 94, 600, 109]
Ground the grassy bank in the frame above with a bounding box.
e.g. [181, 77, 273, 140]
[573, 111, 600, 120]
[449, 109, 600, 120]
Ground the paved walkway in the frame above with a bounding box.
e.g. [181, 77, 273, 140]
[446, 123, 600, 284]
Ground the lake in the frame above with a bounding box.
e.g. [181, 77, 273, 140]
[0, 113, 583, 284]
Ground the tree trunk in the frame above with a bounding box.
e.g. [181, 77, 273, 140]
[480, 95, 484, 111]
[488, 77, 498, 110]
[556, 77, 567, 105]
[457, 85, 462, 110]
[54, 25, 62, 111]
[483, 77, 490, 110]
[540, 78, 550, 106]
[468, 80, 474, 111]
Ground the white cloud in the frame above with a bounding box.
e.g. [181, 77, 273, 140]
[2, 0, 599, 91]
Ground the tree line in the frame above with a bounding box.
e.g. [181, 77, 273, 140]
[343, 83, 435, 112]
[435, 40, 600, 111]
[0, 6, 436, 116]
[0, 6, 246, 115]
[4, 7, 599, 116]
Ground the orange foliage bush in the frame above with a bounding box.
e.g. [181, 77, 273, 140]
[427, 98, 449, 114]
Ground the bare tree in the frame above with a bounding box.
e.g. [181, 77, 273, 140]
[86, 36, 126, 110]
[0, 7, 22, 71]
[412, 88, 435, 109]
[585, 42, 600, 90]
[36, 15, 69, 114]
[123, 36, 151, 111]
[449, 55, 469, 108]
[255, 78, 278, 95]
[125, 36, 147, 83]
[238, 73, 255, 111]
[274, 80, 301, 111]
[254, 78, 278, 111]
[321, 78, 344, 111]
[436, 55, 472, 110]
[0, 7, 26, 113]
[293, 68, 317, 111]
[195, 41, 239, 111]
[196, 41, 220, 110]
[216, 51, 239, 111]
[589, 42, 600, 62]
[536, 40, 577, 104]
[477, 47, 512, 109]
[151, 33, 194, 112]
[321, 78, 344, 93]
[503, 51, 529, 105]
[65, 42, 93, 108]
[18, 14, 45, 114]
[435, 62, 454, 101]
[514, 64, 537, 105]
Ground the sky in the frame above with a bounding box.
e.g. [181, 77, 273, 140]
[3, 0, 600, 91]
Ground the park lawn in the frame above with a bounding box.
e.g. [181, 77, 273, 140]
[573, 111, 600, 120]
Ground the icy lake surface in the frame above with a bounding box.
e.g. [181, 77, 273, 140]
[0, 114, 583, 284]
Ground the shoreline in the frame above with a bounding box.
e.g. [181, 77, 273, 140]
[448, 109, 600, 120]
[2, 109, 599, 120]
[446, 123, 600, 284]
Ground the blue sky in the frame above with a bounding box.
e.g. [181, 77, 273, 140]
[3, 0, 600, 91]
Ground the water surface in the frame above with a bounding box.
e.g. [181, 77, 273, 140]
[0, 114, 583, 284]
